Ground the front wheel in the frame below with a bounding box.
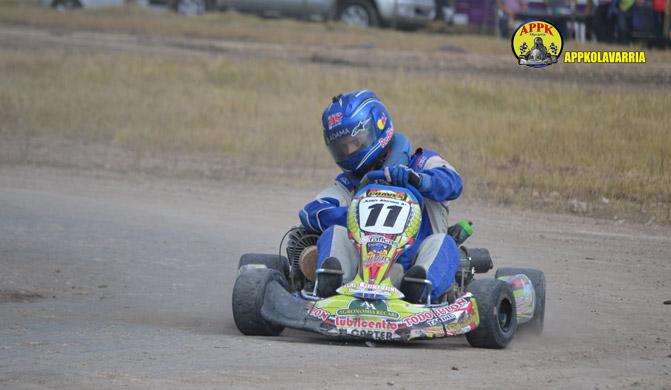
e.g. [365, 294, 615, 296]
[338, 1, 379, 28]
[232, 268, 286, 336]
[465, 279, 517, 349]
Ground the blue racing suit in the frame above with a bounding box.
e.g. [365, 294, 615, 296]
[299, 133, 463, 301]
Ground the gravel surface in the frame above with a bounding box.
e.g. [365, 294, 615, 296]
[1, 166, 669, 389]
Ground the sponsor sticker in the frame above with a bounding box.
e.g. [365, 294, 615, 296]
[366, 242, 388, 252]
[361, 235, 397, 247]
[338, 328, 394, 340]
[402, 297, 471, 327]
[328, 112, 342, 129]
[377, 114, 387, 130]
[365, 189, 404, 200]
[342, 281, 397, 296]
[350, 117, 371, 136]
[308, 307, 330, 321]
[336, 300, 400, 319]
[334, 316, 399, 330]
[379, 127, 393, 147]
[326, 128, 351, 143]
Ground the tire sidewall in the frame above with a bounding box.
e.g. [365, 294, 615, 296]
[232, 268, 285, 336]
[491, 283, 516, 344]
[466, 279, 517, 348]
[339, 1, 378, 27]
[495, 267, 545, 334]
[532, 272, 546, 333]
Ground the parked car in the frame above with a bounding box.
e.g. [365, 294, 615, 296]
[40, 0, 215, 13]
[39, 0, 124, 9]
[220, 0, 436, 29]
[144, 0, 218, 14]
[40, 0, 435, 28]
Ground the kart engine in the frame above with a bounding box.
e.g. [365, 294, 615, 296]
[283, 226, 319, 291]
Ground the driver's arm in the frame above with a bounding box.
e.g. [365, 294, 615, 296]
[413, 151, 463, 202]
[299, 174, 355, 234]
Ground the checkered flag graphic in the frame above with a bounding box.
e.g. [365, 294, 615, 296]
[550, 43, 558, 55]
[519, 42, 528, 55]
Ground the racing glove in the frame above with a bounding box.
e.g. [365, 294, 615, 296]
[384, 165, 432, 193]
[299, 197, 347, 234]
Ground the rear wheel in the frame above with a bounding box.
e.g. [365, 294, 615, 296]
[238, 253, 289, 280]
[496, 267, 545, 335]
[339, 1, 378, 28]
[465, 279, 517, 349]
[232, 268, 286, 336]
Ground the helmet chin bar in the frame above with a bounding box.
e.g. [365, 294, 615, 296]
[371, 148, 393, 171]
[338, 143, 391, 177]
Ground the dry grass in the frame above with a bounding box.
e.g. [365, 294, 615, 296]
[1, 45, 669, 223]
[2, 1, 671, 63]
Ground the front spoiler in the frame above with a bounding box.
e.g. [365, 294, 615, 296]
[260, 281, 479, 342]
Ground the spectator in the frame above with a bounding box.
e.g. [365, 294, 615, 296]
[613, 0, 637, 43]
[587, 0, 616, 42]
[652, 0, 667, 42]
[497, 0, 527, 37]
[545, 0, 569, 37]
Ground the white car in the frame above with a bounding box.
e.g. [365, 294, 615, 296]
[221, 0, 436, 29]
[39, 0, 436, 28]
[40, 0, 125, 9]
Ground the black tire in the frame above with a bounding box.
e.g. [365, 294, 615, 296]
[338, 0, 379, 28]
[238, 253, 289, 279]
[232, 268, 286, 336]
[496, 267, 545, 335]
[465, 279, 517, 349]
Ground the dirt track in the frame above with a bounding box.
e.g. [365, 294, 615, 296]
[1, 166, 670, 389]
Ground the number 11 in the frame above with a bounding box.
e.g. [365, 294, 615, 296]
[365, 204, 403, 228]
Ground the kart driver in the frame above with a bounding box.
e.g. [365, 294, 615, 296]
[299, 90, 463, 304]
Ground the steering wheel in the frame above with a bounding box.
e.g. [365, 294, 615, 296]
[359, 169, 424, 208]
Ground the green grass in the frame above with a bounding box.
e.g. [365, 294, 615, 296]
[1, 46, 669, 222]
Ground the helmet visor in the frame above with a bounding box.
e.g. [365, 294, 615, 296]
[327, 117, 377, 163]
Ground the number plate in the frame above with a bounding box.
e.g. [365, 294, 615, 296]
[358, 197, 411, 235]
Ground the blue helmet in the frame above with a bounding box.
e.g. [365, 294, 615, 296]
[321, 90, 394, 176]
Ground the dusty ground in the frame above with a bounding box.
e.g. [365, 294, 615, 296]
[0, 165, 670, 389]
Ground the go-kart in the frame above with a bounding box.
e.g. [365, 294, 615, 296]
[232, 170, 545, 348]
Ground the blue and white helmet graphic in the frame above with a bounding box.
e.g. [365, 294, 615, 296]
[321, 90, 394, 175]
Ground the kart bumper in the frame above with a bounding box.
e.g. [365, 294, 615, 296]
[260, 281, 479, 342]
